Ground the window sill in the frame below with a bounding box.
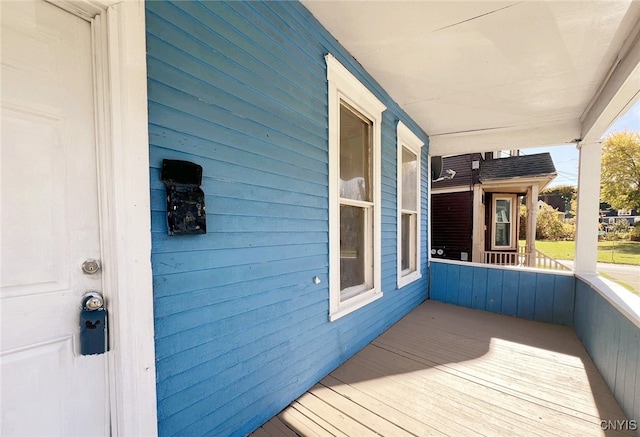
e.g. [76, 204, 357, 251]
[398, 271, 422, 289]
[330, 289, 383, 322]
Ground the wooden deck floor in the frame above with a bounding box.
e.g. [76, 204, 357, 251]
[251, 301, 633, 436]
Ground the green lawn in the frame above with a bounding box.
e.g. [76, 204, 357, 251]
[524, 240, 640, 265]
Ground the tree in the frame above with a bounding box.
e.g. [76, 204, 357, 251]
[536, 201, 566, 240]
[632, 222, 640, 242]
[541, 185, 576, 206]
[600, 131, 640, 210]
[609, 219, 631, 237]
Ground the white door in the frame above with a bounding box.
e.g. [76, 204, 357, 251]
[1, 1, 110, 435]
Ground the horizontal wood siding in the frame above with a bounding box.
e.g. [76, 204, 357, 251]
[146, 2, 428, 436]
[574, 279, 640, 423]
[430, 261, 575, 325]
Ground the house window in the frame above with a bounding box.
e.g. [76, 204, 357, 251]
[327, 54, 386, 321]
[396, 121, 423, 288]
[619, 209, 631, 216]
[492, 194, 517, 249]
[339, 104, 373, 295]
[494, 150, 518, 158]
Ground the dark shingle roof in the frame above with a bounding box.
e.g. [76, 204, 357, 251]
[479, 153, 556, 181]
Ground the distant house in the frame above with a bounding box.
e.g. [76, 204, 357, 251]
[431, 151, 557, 265]
[538, 193, 569, 220]
[600, 208, 640, 229]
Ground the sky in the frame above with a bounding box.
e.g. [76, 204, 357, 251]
[525, 99, 640, 188]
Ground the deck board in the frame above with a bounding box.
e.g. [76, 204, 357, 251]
[252, 301, 632, 436]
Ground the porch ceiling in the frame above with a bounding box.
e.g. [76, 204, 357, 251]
[301, 1, 640, 155]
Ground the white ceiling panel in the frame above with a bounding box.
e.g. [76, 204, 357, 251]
[302, 0, 640, 153]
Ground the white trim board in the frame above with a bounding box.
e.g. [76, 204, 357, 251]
[326, 53, 386, 321]
[57, 1, 158, 435]
[397, 121, 423, 288]
[577, 273, 640, 330]
[431, 187, 473, 194]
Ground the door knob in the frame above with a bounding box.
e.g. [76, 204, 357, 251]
[82, 291, 104, 310]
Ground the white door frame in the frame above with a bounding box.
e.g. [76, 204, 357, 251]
[53, 1, 157, 435]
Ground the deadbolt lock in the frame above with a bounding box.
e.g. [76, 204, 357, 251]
[82, 259, 101, 274]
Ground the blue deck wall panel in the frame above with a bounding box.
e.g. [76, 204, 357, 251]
[429, 261, 575, 326]
[431, 262, 640, 422]
[146, 1, 429, 435]
[574, 279, 640, 423]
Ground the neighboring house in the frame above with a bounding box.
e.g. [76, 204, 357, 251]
[600, 208, 640, 229]
[431, 152, 556, 265]
[539, 193, 569, 220]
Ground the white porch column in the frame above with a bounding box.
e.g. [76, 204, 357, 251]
[526, 184, 538, 267]
[472, 185, 484, 263]
[574, 142, 602, 274]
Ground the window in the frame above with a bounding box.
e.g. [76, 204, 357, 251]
[494, 150, 518, 158]
[327, 54, 386, 321]
[619, 209, 631, 216]
[397, 121, 423, 288]
[492, 194, 517, 249]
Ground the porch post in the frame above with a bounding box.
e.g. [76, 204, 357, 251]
[574, 141, 602, 274]
[472, 185, 484, 263]
[526, 184, 538, 267]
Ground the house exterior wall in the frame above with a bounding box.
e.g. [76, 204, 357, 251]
[600, 208, 640, 228]
[429, 260, 575, 325]
[574, 278, 640, 423]
[431, 153, 480, 190]
[146, 2, 428, 435]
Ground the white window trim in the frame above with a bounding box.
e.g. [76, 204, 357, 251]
[491, 194, 517, 250]
[327, 54, 386, 321]
[397, 121, 423, 288]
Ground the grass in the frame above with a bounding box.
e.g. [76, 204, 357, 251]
[531, 240, 575, 261]
[523, 240, 640, 265]
[596, 241, 640, 265]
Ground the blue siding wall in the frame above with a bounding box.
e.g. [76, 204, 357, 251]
[574, 279, 640, 422]
[429, 261, 575, 326]
[146, 2, 429, 435]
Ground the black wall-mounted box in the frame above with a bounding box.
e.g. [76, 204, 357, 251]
[161, 159, 206, 235]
